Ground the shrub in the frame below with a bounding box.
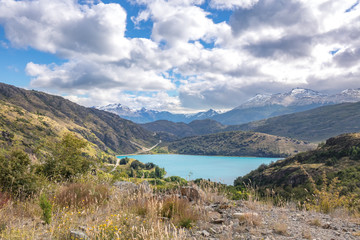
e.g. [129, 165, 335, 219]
[274, 222, 288, 235]
[41, 133, 93, 181]
[154, 166, 166, 179]
[54, 183, 110, 209]
[161, 196, 199, 228]
[145, 162, 156, 170]
[119, 157, 129, 165]
[0, 192, 10, 209]
[39, 193, 52, 224]
[0, 150, 39, 198]
[165, 176, 187, 185]
[130, 160, 145, 170]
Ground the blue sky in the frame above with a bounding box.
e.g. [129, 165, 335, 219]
[0, 0, 359, 112]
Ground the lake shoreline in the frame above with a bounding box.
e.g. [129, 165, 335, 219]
[116, 154, 280, 185]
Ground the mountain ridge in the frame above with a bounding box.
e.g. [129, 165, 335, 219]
[0, 82, 157, 155]
[97, 88, 360, 125]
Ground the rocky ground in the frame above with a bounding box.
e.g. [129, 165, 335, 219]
[63, 182, 360, 240]
[188, 199, 360, 240]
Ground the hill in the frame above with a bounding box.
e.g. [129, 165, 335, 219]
[0, 83, 157, 155]
[237, 101, 360, 142]
[167, 131, 315, 157]
[234, 133, 360, 202]
[141, 119, 226, 139]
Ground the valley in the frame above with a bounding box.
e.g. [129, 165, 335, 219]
[0, 83, 359, 240]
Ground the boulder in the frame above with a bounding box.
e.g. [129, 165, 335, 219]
[69, 230, 89, 240]
[180, 186, 202, 201]
[113, 181, 138, 193]
[113, 181, 152, 194]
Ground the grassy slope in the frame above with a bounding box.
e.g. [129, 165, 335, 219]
[141, 119, 227, 139]
[167, 131, 315, 157]
[237, 102, 360, 142]
[235, 133, 360, 200]
[0, 83, 157, 155]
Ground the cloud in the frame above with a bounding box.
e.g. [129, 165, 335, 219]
[0, 0, 360, 112]
[209, 0, 259, 10]
[26, 60, 175, 91]
[65, 89, 182, 112]
[333, 48, 360, 68]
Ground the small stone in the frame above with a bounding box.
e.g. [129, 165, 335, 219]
[211, 218, 225, 224]
[70, 230, 89, 240]
[202, 230, 210, 237]
[210, 227, 217, 234]
[208, 211, 222, 220]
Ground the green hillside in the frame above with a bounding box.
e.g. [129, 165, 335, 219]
[237, 102, 360, 142]
[0, 83, 157, 155]
[167, 131, 315, 157]
[235, 133, 360, 203]
[141, 119, 226, 139]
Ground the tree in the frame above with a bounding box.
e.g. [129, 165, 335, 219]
[154, 166, 166, 179]
[0, 150, 39, 198]
[42, 133, 92, 181]
[130, 160, 145, 170]
[119, 157, 129, 165]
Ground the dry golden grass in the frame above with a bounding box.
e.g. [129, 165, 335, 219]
[54, 183, 110, 209]
[302, 229, 312, 239]
[237, 212, 262, 227]
[0, 178, 191, 240]
[309, 217, 322, 227]
[273, 222, 288, 235]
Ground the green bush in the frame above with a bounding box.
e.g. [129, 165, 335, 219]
[154, 166, 166, 179]
[41, 133, 93, 181]
[0, 150, 39, 198]
[165, 176, 187, 185]
[130, 160, 145, 170]
[145, 162, 156, 170]
[119, 157, 129, 165]
[39, 193, 52, 224]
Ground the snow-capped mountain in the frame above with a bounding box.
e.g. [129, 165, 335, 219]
[237, 88, 329, 109]
[96, 88, 360, 125]
[95, 105, 219, 124]
[332, 89, 360, 103]
[236, 88, 360, 109]
[187, 109, 219, 119]
[97, 103, 139, 117]
[212, 88, 360, 125]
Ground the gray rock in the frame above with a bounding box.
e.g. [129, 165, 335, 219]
[202, 230, 210, 237]
[70, 230, 89, 240]
[211, 218, 225, 224]
[113, 181, 138, 193]
[113, 181, 152, 194]
[180, 186, 201, 201]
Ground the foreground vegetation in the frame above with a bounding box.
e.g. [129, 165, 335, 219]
[1, 131, 360, 239]
[235, 133, 360, 214]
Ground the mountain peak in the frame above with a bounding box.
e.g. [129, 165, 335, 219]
[288, 88, 324, 98]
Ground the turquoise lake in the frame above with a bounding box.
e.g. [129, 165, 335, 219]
[117, 154, 280, 185]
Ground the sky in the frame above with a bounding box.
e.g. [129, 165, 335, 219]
[0, 0, 359, 113]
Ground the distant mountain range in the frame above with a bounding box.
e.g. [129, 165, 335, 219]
[144, 100, 360, 143]
[212, 88, 360, 125]
[96, 104, 219, 123]
[96, 88, 360, 125]
[237, 101, 360, 142]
